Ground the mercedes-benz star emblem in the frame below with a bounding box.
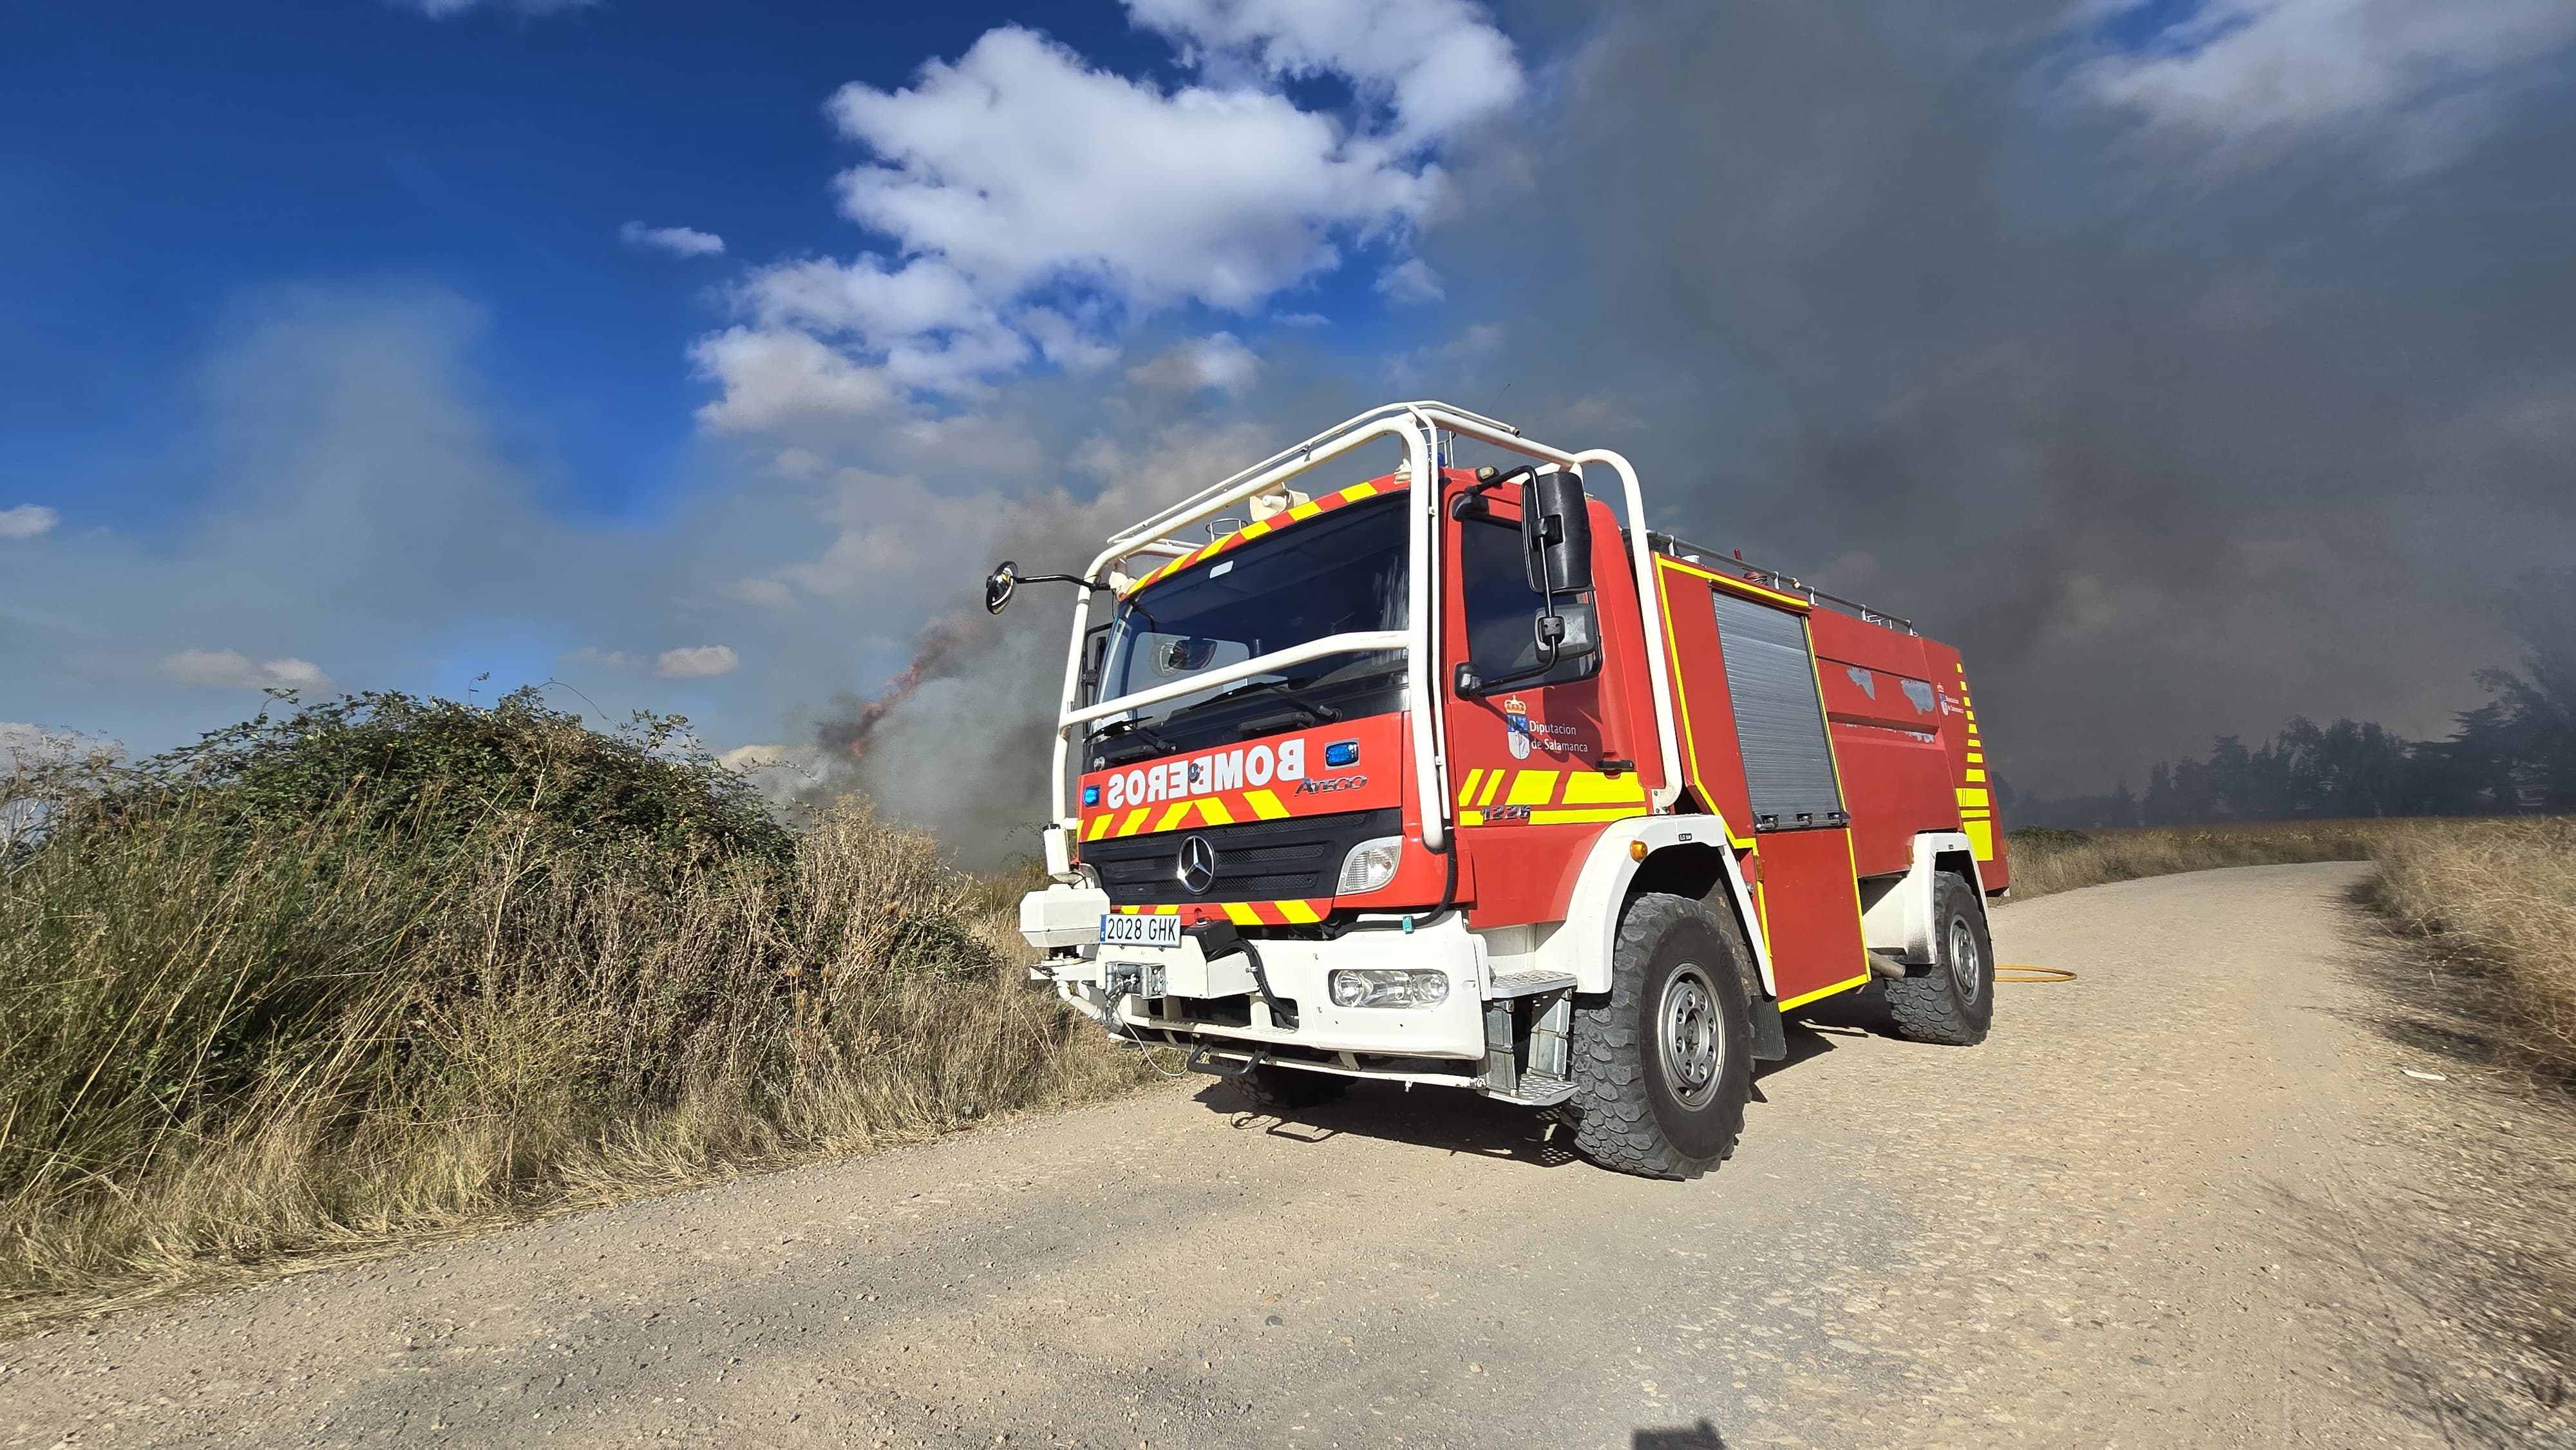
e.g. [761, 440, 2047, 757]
[1175, 834, 1218, 895]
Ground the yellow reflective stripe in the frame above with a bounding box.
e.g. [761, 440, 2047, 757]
[1964, 819, 1994, 860]
[1338, 482, 1379, 502]
[1964, 767, 1985, 782]
[1223, 902, 1262, 927]
[1285, 500, 1321, 521]
[1956, 787, 1989, 808]
[1238, 520, 1271, 541]
[1779, 972, 1870, 1012]
[1478, 771, 1504, 807]
[1243, 788, 1290, 820]
[1155, 802, 1195, 832]
[1506, 770, 1560, 807]
[1560, 771, 1647, 805]
[1459, 809, 1484, 826]
[1529, 807, 1647, 825]
[1455, 768, 1484, 808]
[1084, 814, 1113, 840]
[1116, 808, 1150, 836]
[1277, 900, 1322, 924]
[1197, 798, 1235, 826]
[1966, 751, 1984, 763]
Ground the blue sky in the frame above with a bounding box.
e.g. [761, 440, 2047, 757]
[3, 1, 1175, 526]
[6, 0, 2575, 851]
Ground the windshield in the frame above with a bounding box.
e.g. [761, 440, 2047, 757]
[1089, 493, 1409, 764]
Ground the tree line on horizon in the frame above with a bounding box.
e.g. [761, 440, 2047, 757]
[2005, 635, 2575, 831]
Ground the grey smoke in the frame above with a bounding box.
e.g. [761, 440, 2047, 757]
[829, 0, 2576, 849]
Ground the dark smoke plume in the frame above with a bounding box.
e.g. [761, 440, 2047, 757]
[829, 0, 2576, 854]
[818, 618, 978, 767]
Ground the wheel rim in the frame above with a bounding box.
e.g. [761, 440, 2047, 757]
[1657, 965, 1725, 1109]
[1948, 914, 1984, 1005]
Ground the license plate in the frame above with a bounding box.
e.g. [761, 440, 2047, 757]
[1099, 914, 1182, 948]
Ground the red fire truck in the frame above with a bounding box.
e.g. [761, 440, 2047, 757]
[990, 401, 2007, 1180]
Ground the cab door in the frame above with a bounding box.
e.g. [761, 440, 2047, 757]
[1441, 480, 1650, 925]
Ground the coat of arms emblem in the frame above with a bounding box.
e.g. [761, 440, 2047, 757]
[1502, 694, 1533, 760]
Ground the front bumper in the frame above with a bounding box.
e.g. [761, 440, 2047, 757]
[1032, 913, 1490, 1075]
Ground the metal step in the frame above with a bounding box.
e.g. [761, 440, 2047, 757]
[1488, 970, 1577, 999]
[1482, 1070, 1577, 1107]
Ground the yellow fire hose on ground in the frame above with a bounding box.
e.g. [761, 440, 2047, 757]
[1996, 965, 2079, 983]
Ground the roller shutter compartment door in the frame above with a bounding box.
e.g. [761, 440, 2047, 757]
[1709, 590, 1847, 832]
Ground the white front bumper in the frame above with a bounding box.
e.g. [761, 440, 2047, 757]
[1035, 914, 1489, 1064]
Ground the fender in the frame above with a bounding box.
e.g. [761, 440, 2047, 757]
[1859, 831, 1988, 965]
[1529, 813, 1776, 997]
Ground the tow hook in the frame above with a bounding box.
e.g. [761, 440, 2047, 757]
[1186, 1042, 1260, 1078]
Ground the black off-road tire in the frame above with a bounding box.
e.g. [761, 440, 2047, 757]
[1231, 1062, 1349, 1114]
[1567, 892, 1756, 1181]
[1884, 872, 1994, 1046]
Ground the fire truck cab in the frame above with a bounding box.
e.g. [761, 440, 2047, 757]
[998, 401, 2007, 1180]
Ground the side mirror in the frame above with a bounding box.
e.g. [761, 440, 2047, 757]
[1534, 598, 1599, 666]
[984, 560, 1018, 615]
[1077, 625, 1111, 704]
[1521, 468, 1594, 595]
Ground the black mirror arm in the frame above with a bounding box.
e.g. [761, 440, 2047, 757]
[1454, 656, 1567, 698]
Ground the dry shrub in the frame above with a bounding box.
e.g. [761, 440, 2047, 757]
[2004, 819, 2393, 899]
[0, 773, 1144, 1324]
[2369, 818, 2576, 1076]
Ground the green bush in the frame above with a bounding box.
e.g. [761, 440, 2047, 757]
[0, 692, 1133, 1323]
[108, 688, 790, 870]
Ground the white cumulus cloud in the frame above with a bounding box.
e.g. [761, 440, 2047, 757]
[621, 221, 726, 258]
[162, 648, 332, 693]
[1126, 333, 1263, 397]
[1126, 0, 1524, 146]
[697, 7, 1521, 428]
[690, 326, 905, 431]
[2078, 0, 2576, 171]
[0, 505, 58, 540]
[827, 27, 1439, 312]
[1375, 258, 1445, 304]
[655, 645, 740, 679]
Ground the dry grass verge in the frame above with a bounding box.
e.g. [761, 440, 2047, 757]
[0, 698, 1149, 1332]
[2003, 820, 2391, 900]
[2369, 817, 2576, 1080]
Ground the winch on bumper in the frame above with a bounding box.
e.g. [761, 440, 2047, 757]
[1018, 883, 1577, 1105]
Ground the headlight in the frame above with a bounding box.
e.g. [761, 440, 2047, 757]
[1334, 835, 1404, 896]
[1329, 968, 1451, 1009]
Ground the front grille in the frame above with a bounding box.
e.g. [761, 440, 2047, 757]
[1080, 807, 1403, 907]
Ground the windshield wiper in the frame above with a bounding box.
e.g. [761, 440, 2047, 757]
[1163, 678, 1341, 731]
[1091, 717, 1184, 766]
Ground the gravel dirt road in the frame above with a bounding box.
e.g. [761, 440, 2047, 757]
[6, 862, 2571, 1448]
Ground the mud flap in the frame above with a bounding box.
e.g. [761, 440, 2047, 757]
[1750, 997, 1788, 1061]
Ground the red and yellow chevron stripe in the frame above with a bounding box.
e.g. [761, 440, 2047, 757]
[1452, 764, 1648, 826]
[1109, 899, 1331, 926]
[1951, 660, 1994, 861]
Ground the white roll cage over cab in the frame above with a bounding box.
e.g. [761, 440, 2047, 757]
[1037, 400, 1685, 881]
